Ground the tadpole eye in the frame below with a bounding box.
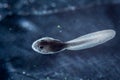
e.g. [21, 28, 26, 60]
[39, 46, 44, 49]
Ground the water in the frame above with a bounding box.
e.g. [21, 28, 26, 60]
[0, 0, 120, 80]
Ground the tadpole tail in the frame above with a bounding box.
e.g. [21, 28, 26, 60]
[65, 29, 116, 50]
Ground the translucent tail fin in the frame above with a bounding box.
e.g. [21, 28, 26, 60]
[66, 29, 116, 50]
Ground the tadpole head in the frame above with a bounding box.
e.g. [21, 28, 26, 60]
[32, 37, 55, 54]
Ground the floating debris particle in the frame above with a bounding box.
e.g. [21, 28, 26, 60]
[46, 76, 50, 80]
[22, 71, 26, 74]
[64, 76, 67, 80]
[59, 30, 62, 33]
[80, 78, 83, 80]
[57, 25, 62, 28]
[57, 25, 63, 33]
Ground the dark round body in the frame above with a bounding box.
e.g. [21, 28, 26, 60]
[39, 39, 67, 53]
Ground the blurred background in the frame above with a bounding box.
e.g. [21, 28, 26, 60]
[0, 0, 120, 80]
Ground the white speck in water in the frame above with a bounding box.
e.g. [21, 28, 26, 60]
[57, 25, 63, 32]
[69, 6, 76, 10]
[22, 71, 26, 74]
[80, 78, 83, 80]
[59, 30, 62, 33]
[46, 76, 50, 80]
[64, 76, 67, 80]
[57, 25, 62, 28]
